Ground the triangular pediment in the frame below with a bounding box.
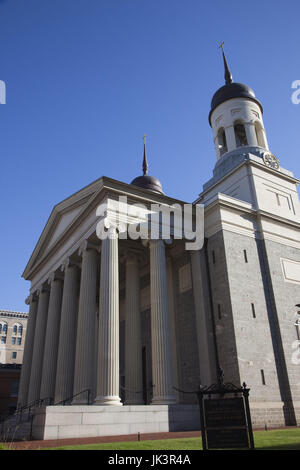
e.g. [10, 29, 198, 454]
[23, 175, 187, 281]
[23, 177, 104, 279]
[45, 205, 86, 251]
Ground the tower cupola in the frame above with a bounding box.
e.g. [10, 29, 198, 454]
[209, 44, 269, 161]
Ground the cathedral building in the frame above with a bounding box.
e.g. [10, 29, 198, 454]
[17, 51, 300, 440]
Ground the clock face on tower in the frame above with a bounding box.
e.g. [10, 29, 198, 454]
[263, 152, 280, 170]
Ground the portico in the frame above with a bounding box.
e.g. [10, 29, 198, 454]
[18, 176, 205, 420]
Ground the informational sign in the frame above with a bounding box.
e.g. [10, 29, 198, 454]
[175, 373, 255, 450]
[196, 379, 255, 450]
[204, 397, 249, 449]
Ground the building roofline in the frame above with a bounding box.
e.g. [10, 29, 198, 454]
[0, 310, 28, 318]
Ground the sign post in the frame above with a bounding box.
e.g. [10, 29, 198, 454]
[176, 371, 255, 450]
[197, 379, 254, 450]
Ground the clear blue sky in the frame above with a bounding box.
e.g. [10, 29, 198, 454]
[0, 0, 300, 312]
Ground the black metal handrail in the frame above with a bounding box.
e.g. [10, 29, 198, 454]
[0, 389, 91, 442]
[54, 389, 91, 406]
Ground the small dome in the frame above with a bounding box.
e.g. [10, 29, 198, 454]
[209, 82, 263, 125]
[130, 175, 164, 194]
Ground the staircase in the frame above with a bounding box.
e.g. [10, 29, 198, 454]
[0, 413, 33, 442]
[0, 391, 91, 444]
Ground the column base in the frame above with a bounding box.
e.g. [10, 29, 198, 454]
[93, 395, 123, 406]
[151, 395, 177, 405]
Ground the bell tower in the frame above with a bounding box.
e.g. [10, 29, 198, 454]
[209, 44, 269, 160]
[198, 45, 298, 217]
[195, 46, 300, 428]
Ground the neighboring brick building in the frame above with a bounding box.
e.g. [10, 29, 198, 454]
[0, 310, 28, 414]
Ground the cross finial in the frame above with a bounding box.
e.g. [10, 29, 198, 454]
[218, 41, 233, 85]
[219, 41, 225, 51]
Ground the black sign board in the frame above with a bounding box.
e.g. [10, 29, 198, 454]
[196, 380, 254, 450]
[174, 374, 255, 450]
[204, 397, 246, 428]
[206, 427, 249, 449]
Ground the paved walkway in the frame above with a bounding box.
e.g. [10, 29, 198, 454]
[9, 430, 202, 450]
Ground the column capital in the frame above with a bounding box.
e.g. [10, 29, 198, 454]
[36, 284, 50, 296]
[60, 257, 81, 272]
[100, 224, 119, 239]
[143, 238, 172, 249]
[48, 271, 64, 285]
[25, 291, 39, 305]
[78, 239, 100, 257]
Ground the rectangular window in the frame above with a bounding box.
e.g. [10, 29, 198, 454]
[17, 338, 22, 346]
[260, 369, 266, 385]
[11, 337, 16, 345]
[251, 303, 256, 318]
[1, 336, 6, 344]
[12, 351, 17, 359]
[243, 250, 248, 263]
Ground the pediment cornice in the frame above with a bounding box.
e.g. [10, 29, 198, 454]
[23, 176, 188, 280]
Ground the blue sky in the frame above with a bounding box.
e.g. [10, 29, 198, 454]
[0, 0, 300, 312]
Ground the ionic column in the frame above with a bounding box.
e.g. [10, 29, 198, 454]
[17, 293, 38, 408]
[225, 126, 236, 152]
[149, 239, 176, 405]
[54, 259, 80, 404]
[27, 287, 50, 404]
[124, 252, 143, 405]
[94, 228, 122, 406]
[40, 273, 63, 402]
[72, 241, 98, 404]
[245, 122, 258, 147]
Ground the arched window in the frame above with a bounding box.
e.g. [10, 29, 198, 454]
[0, 322, 8, 335]
[12, 323, 22, 336]
[254, 121, 265, 148]
[0, 322, 7, 344]
[217, 127, 228, 156]
[234, 121, 248, 147]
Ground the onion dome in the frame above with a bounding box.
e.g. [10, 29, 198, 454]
[209, 45, 263, 125]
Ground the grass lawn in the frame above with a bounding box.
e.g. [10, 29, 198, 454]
[1, 428, 299, 451]
[34, 428, 300, 450]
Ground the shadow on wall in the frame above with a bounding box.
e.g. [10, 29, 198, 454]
[168, 404, 200, 432]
